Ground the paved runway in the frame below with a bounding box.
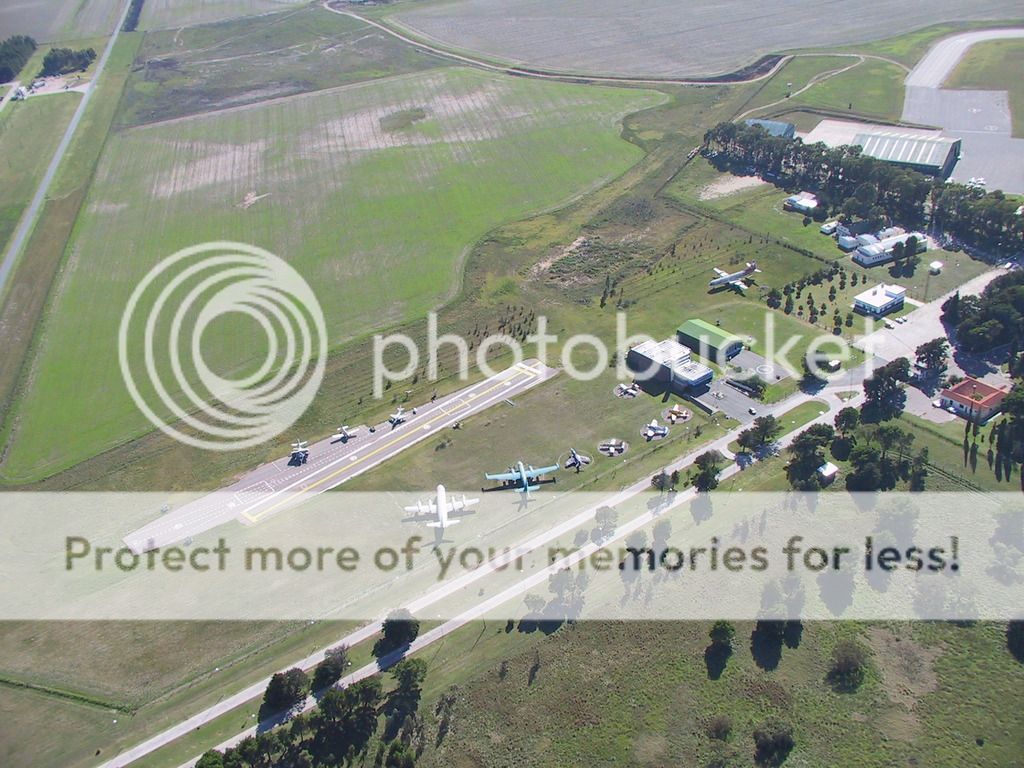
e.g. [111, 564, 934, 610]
[901, 27, 1024, 194]
[124, 360, 556, 552]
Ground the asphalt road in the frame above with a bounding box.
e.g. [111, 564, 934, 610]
[97, 366, 861, 768]
[124, 360, 557, 553]
[0, 0, 133, 300]
[904, 28, 1024, 88]
[901, 27, 1024, 194]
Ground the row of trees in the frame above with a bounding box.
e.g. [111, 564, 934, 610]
[942, 271, 1024, 354]
[41, 46, 96, 77]
[201, 614, 427, 768]
[704, 121, 1024, 254]
[0, 35, 36, 83]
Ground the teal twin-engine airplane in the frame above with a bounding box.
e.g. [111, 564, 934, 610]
[484, 460, 559, 495]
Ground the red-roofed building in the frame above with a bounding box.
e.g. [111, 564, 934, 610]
[939, 377, 1009, 423]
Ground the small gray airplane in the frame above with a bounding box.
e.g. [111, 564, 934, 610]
[289, 440, 309, 465]
[389, 406, 408, 427]
[564, 448, 592, 473]
[336, 425, 357, 442]
[642, 420, 669, 441]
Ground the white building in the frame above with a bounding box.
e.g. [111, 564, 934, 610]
[626, 338, 713, 392]
[853, 284, 906, 316]
[783, 192, 818, 215]
[853, 232, 927, 266]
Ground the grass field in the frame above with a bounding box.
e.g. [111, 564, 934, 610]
[118, 6, 443, 127]
[0, 0, 120, 44]
[0, 94, 80, 258]
[667, 168, 993, 305]
[945, 39, 1024, 138]
[0, 68, 662, 482]
[389, 0, 1024, 78]
[139, 0, 308, 31]
[398, 619, 1024, 767]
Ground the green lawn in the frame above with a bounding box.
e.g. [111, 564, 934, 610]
[1, 67, 662, 482]
[0, 93, 80, 258]
[945, 39, 1024, 138]
[742, 54, 906, 124]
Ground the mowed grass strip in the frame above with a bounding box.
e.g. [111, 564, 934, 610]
[1, 68, 662, 482]
[0, 93, 81, 258]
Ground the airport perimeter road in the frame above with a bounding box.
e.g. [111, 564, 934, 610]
[322, 1, 787, 86]
[0, 0, 133, 298]
[124, 360, 556, 552]
[100, 377, 859, 768]
[855, 268, 1006, 365]
[905, 28, 1024, 88]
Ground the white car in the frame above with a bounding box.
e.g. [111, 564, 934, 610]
[748, 407, 757, 415]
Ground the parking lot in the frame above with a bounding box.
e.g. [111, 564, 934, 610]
[688, 379, 762, 424]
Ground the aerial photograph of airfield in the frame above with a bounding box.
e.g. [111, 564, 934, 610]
[0, 0, 1023, 766]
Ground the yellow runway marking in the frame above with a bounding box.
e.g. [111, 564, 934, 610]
[241, 365, 543, 523]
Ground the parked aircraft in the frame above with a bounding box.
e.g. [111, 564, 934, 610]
[289, 440, 309, 465]
[709, 261, 760, 292]
[484, 461, 559, 495]
[404, 484, 478, 529]
[564, 448, 592, 473]
[642, 420, 669, 441]
[389, 406, 407, 427]
[336, 425, 357, 442]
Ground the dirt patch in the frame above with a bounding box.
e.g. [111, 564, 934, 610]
[866, 626, 943, 741]
[529, 236, 585, 278]
[150, 139, 269, 199]
[698, 174, 768, 200]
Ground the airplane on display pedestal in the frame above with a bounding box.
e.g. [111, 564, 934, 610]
[484, 461, 559, 496]
[404, 484, 478, 530]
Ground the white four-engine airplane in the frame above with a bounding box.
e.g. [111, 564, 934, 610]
[404, 484, 479, 529]
[564, 448, 592, 472]
[709, 261, 760, 292]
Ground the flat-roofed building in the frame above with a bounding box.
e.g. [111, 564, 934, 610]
[626, 338, 713, 392]
[744, 119, 796, 139]
[782, 191, 818, 214]
[853, 232, 927, 266]
[853, 284, 906, 316]
[853, 131, 961, 177]
[677, 319, 744, 362]
[940, 377, 1008, 423]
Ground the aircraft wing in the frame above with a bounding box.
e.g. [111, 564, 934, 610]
[403, 500, 436, 515]
[485, 471, 519, 482]
[713, 267, 728, 277]
[523, 464, 560, 479]
[733, 280, 749, 291]
[448, 497, 479, 512]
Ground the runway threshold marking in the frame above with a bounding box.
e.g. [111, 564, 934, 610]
[240, 364, 545, 523]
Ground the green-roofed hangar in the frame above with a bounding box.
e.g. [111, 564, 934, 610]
[677, 319, 743, 362]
